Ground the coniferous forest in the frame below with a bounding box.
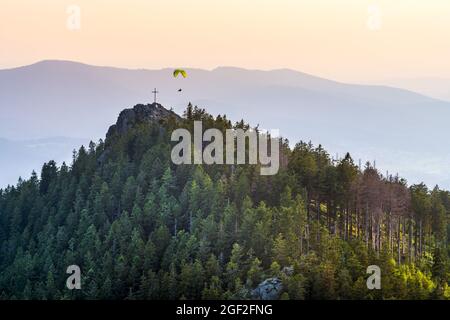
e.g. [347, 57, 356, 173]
[0, 103, 449, 300]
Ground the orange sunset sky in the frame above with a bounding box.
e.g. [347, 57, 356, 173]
[1, 0, 450, 82]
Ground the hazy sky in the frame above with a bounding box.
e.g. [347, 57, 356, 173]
[1, 0, 450, 81]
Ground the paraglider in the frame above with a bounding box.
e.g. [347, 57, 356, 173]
[173, 69, 187, 93]
[173, 69, 187, 78]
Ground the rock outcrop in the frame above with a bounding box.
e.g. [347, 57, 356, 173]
[251, 278, 283, 300]
[106, 103, 181, 139]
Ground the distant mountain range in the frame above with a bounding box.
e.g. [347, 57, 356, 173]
[1, 60, 449, 188]
[367, 77, 450, 102]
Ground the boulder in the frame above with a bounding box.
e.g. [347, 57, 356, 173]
[251, 278, 283, 300]
[282, 266, 294, 277]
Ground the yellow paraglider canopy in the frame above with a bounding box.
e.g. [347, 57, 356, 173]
[173, 69, 187, 78]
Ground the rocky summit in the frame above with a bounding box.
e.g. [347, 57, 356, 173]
[106, 103, 180, 138]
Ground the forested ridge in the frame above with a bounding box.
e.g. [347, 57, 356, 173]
[0, 103, 449, 300]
